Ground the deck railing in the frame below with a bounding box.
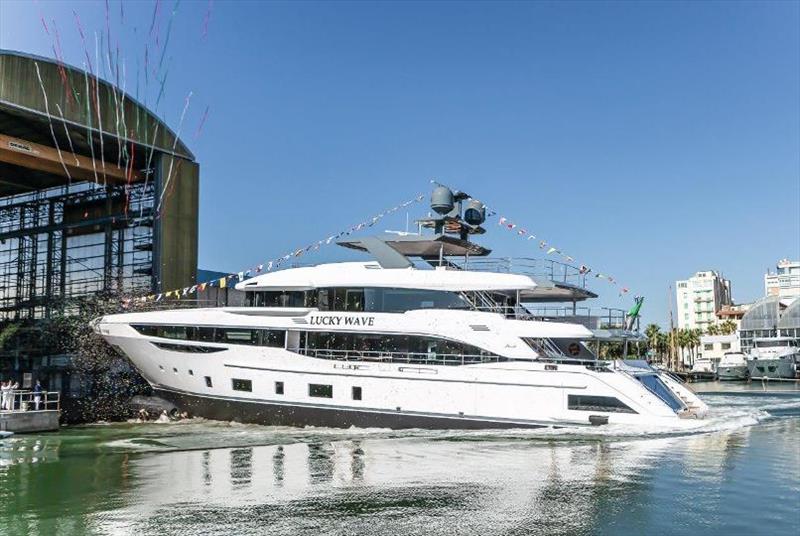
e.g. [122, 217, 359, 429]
[290, 347, 507, 366]
[524, 306, 634, 330]
[0, 391, 60, 412]
[452, 257, 588, 288]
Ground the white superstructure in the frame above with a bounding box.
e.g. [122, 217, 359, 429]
[94, 188, 708, 429]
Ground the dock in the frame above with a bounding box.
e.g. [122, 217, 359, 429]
[670, 370, 717, 382]
[0, 391, 60, 433]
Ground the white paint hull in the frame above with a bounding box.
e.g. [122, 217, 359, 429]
[96, 308, 707, 429]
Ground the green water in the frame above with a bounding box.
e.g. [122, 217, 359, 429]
[2, 383, 799, 535]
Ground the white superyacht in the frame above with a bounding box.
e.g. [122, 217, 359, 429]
[94, 187, 708, 429]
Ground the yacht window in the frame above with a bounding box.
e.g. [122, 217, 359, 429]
[216, 328, 258, 345]
[275, 381, 284, 395]
[205, 376, 213, 388]
[332, 288, 347, 311]
[309, 384, 333, 398]
[132, 324, 159, 337]
[161, 326, 188, 340]
[132, 325, 286, 348]
[232, 379, 252, 392]
[345, 289, 365, 312]
[152, 342, 227, 353]
[317, 289, 330, 311]
[372, 288, 469, 313]
[196, 327, 216, 342]
[352, 386, 362, 401]
[260, 330, 286, 348]
[245, 288, 472, 313]
[300, 331, 500, 364]
[636, 375, 685, 412]
[568, 395, 637, 414]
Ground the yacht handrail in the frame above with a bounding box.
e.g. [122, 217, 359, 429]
[452, 257, 588, 288]
[290, 347, 508, 366]
[290, 347, 610, 367]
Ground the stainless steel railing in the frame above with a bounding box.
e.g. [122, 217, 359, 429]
[452, 257, 588, 288]
[0, 390, 60, 412]
[289, 347, 506, 366]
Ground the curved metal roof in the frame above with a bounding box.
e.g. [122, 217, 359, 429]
[740, 295, 782, 331]
[777, 298, 800, 330]
[0, 49, 193, 161]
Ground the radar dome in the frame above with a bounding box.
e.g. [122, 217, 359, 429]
[464, 200, 486, 225]
[430, 186, 454, 215]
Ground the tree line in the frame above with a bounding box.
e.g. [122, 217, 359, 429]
[643, 320, 738, 369]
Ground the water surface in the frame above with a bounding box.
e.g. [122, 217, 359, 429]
[2, 382, 799, 535]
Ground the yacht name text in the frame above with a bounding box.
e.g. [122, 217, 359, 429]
[309, 316, 376, 326]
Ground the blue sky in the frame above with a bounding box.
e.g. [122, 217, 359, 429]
[1, 0, 798, 326]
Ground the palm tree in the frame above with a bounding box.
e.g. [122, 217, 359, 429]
[645, 324, 661, 360]
[675, 329, 688, 369]
[688, 328, 702, 364]
[706, 324, 720, 336]
[719, 319, 738, 335]
[657, 332, 670, 362]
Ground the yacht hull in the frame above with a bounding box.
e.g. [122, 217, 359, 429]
[717, 365, 748, 381]
[153, 387, 549, 429]
[94, 308, 708, 429]
[747, 357, 798, 380]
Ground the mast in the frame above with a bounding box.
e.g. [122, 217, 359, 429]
[668, 284, 676, 371]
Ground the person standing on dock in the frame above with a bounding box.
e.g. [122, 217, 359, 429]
[33, 381, 43, 411]
[9, 380, 18, 410]
[1, 381, 9, 411]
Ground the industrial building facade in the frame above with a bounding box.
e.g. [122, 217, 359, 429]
[0, 50, 199, 416]
[0, 50, 198, 320]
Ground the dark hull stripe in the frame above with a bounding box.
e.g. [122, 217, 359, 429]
[153, 387, 558, 430]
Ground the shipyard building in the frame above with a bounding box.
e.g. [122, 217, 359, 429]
[0, 50, 198, 414]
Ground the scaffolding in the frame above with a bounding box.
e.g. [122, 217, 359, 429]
[0, 180, 156, 319]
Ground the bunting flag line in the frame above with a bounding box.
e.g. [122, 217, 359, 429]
[429, 179, 634, 299]
[137, 192, 426, 304]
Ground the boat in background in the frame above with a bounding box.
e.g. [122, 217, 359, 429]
[717, 352, 748, 381]
[746, 338, 799, 380]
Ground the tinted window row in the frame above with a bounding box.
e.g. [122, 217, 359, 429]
[245, 287, 470, 313]
[299, 331, 502, 364]
[132, 324, 286, 348]
[567, 395, 637, 414]
[153, 342, 227, 354]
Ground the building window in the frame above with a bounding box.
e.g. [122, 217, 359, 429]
[232, 379, 252, 392]
[188, 369, 194, 376]
[352, 386, 362, 401]
[721, 343, 731, 350]
[205, 376, 213, 388]
[309, 384, 333, 398]
[567, 395, 636, 414]
[704, 344, 713, 351]
[275, 381, 284, 395]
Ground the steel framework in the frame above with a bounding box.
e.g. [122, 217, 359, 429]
[0, 181, 156, 319]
